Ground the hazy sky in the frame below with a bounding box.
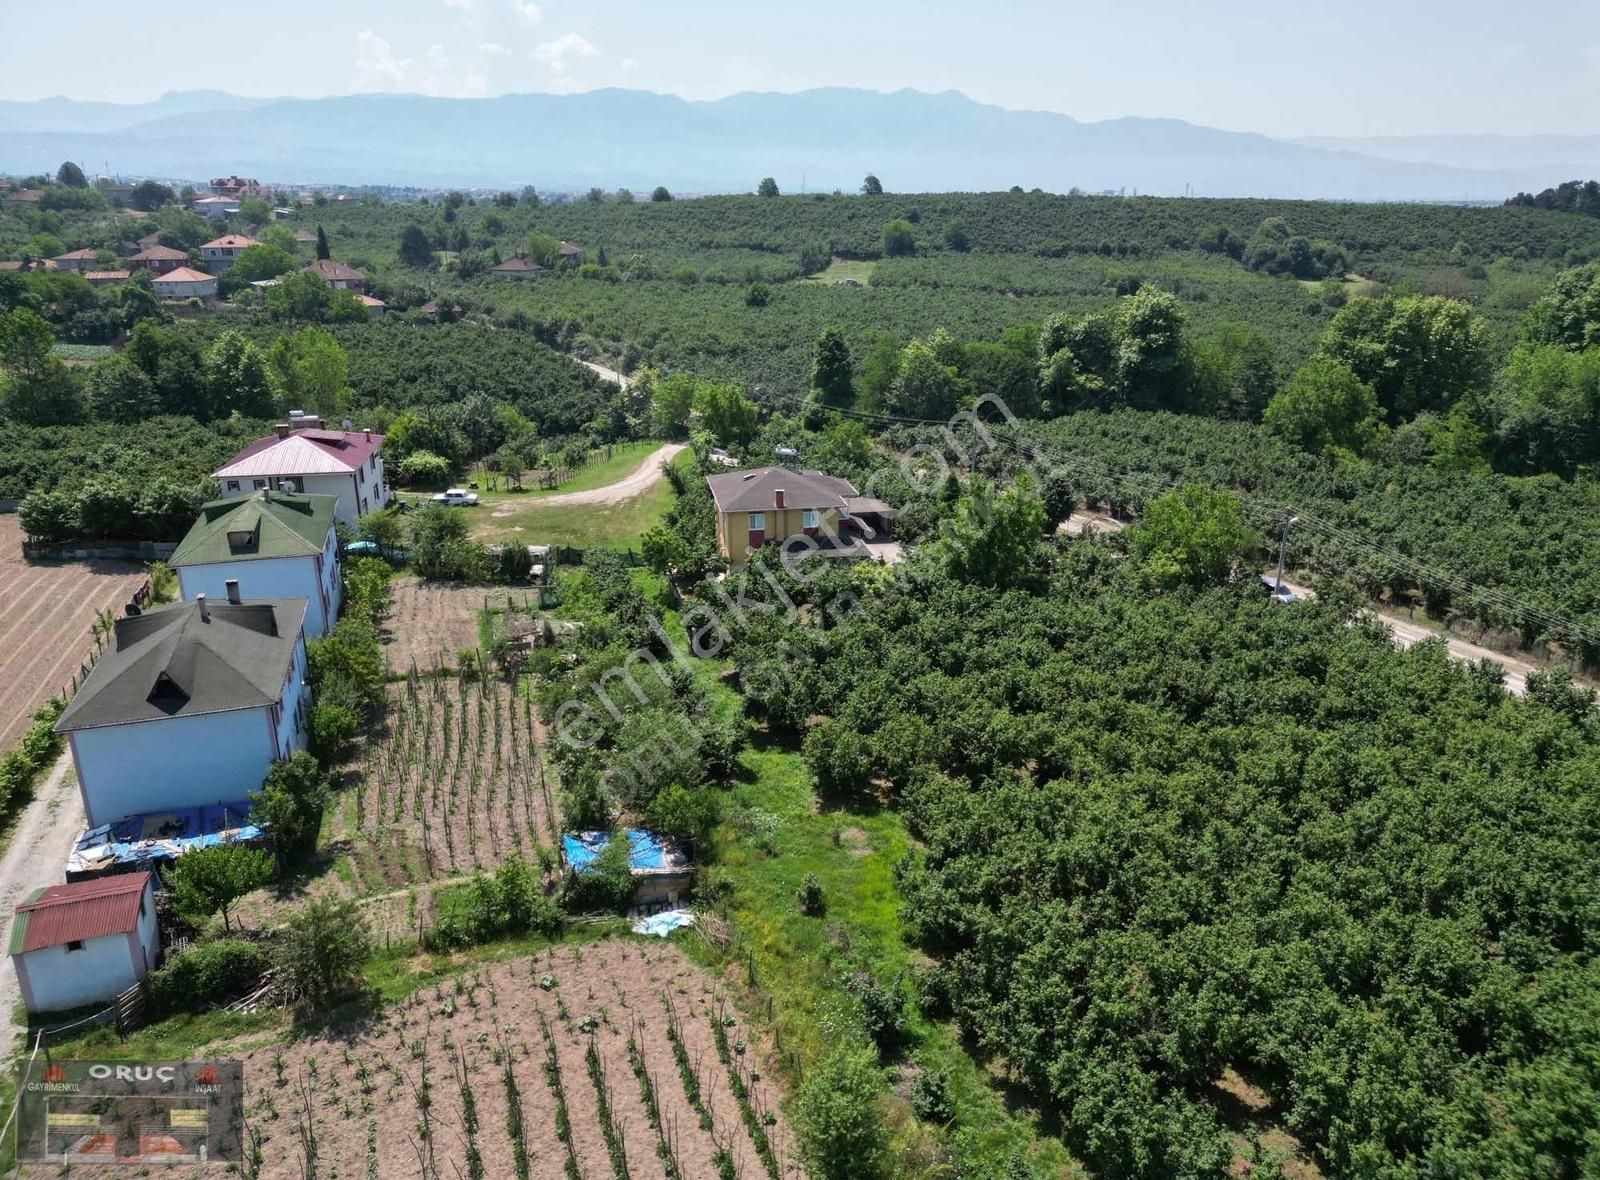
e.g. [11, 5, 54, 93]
[1, 0, 1596, 137]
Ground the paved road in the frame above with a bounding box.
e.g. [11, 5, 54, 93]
[0, 752, 84, 1060]
[1277, 578, 1532, 696]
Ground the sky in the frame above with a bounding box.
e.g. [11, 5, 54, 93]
[0, 0, 1596, 138]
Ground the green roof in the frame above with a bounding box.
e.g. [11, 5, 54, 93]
[169, 490, 334, 568]
[7, 888, 46, 956]
[55, 598, 307, 733]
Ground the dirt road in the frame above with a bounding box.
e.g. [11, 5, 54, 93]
[581, 359, 632, 388]
[0, 752, 84, 1059]
[1277, 578, 1533, 696]
[490, 442, 686, 513]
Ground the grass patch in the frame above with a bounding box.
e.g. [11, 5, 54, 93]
[489, 439, 666, 498]
[803, 257, 876, 285]
[693, 732, 1081, 1175]
[472, 448, 690, 551]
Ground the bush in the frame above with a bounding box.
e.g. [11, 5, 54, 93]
[275, 896, 371, 1007]
[0, 698, 65, 820]
[396, 449, 451, 487]
[148, 938, 270, 1017]
[250, 752, 332, 865]
[426, 855, 565, 950]
[909, 1066, 954, 1124]
[797, 872, 826, 917]
[796, 1045, 890, 1179]
[564, 830, 635, 913]
[309, 701, 359, 761]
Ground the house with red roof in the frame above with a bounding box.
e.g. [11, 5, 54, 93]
[214, 424, 388, 524]
[151, 266, 217, 300]
[50, 248, 101, 272]
[9, 872, 159, 1013]
[305, 258, 365, 292]
[200, 233, 259, 273]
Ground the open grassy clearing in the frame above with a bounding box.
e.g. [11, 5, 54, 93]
[802, 258, 876, 285]
[17, 940, 800, 1180]
[482, 439, 668, 498]
[473, 449, 692, 551]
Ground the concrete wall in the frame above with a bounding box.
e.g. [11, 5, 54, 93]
[70, 707, 276, 828]
[13, 878, 159, 1013]
[717, 506, 838, 562]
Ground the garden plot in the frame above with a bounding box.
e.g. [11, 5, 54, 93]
[339, 669, 558, 890]
[384, 577, 533, 671]
[225, 941, 798, 1180]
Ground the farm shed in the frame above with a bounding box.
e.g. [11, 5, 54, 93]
[9, 872, 159, 1013]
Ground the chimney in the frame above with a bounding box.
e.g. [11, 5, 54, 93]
[364, 429, 372, 442]
[274, 422, 290, 439]
[774, 488, 785, 509]
[225, 578, 241, 605]
[196, 593, 209, 622]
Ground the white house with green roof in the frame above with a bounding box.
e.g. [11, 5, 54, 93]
[169, 490, 341, 636]
[54, 597, 310, 828]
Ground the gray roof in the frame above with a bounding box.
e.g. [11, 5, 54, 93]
[55, 598, 307, 733]
[706, 467, 859, 513]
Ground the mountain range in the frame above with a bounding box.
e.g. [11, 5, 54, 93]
[0, 88, 1593, 200]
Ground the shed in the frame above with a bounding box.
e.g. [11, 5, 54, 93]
[9, 873, 160, 1013]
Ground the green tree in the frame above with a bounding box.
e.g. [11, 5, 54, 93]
[810, 326, 855, 409]
[1130, 485, 1257, 588]
[0, 308, 80, 425]
[936, 474, 1048, 590]
[399, 223, 435, 268]
[275, 896, 371, 1006]
[942, 220, 970, 251]
[1488, 342, 1600, 475]
[236, 196, 271, 226]
[651, 371, 698, 437]
[314, 224, 330, 260]
[1112, 284, 1189, 408]
[796, 1045, 889, 1179]
[886, 338, 959, 419]
[163, 843, 274, 933]
[861, 174, 883, 196]
[250, 751, 333, 864]
[1263, 356, 1384, 456]
[269, 325, 347, 418]
[85, 353, 157, 423]
[217, 243, 296, 296]
[203, 330, 280, 419]
[525, 232, 560, 268]
[1319, 293, 1491, 421]
[1522, 261, 1600, 352]
[644, 784, 718, 845]
[55, 161, 87, 188]
[881, 218, 915, 257]
[650, 185, 673, 202]
[128, 179, 174, 211]
[757, 177, 780, 198]
[692, 380, 758, 446]
[265, 269, 335, 322]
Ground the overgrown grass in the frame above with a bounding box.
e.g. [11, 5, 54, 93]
[476, 439, 668, 498]
[472, 449, 691, 551]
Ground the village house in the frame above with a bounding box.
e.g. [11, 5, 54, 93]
[305, 258, 365, 291]
[214, 424, 388, 524]
[705, 465, 897, 563]
[3, 188, 44, 206]
[9, 873, 160, 1014]
[83, 269, 130, 286]
[49, 248, 100, 272]
[191, 194, 240, 221]
[53, 595, 310, 828]
[557, 241, 584, 265]
[358, 294, 386, 316]
[209, 175, 266, 199]
[199, 233, 259, 272]
[127, 244, 188, 275]
[491, 255, 544, 278]
[170, 490, 342, 637]
[151, 266, 217, 300]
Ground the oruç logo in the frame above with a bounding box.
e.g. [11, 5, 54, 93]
[40, 1064, 66, 1084]
[195, 1066, 219, 1086]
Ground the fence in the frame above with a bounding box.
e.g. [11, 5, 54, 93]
[552, 545, 644, 568]
[22, 539, 177, 563]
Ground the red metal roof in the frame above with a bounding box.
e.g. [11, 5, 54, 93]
[217, 427, 384, 477]
[11, 872, 149, 954]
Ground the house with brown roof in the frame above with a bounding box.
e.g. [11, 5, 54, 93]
[152, 266, 217, 300]
[705, 466, 897, 563]
[492, 255, 544, 278]
[557, 241, 584, 265]
[3, 188, 44, 206]
[128, 244, 189, 275]
[192, 194, 239, 221]
[209, 175, 265, 199]
[9, 872, 160, 1013]
[305, 258, 365, 291]
[200, 233, 259, 272]
[214, 425, 388, 524]
[49, 248, 101, 272]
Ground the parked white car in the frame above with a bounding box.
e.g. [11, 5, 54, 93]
[708, 447, 740, 468]
[431, 488, 480, 507]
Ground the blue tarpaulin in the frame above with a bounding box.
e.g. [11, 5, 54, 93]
[563, 829, 670, 873]
[67, 802, 262, 878]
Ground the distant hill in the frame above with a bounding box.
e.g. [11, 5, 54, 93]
[0, 87, 1577, 200]
[1294, 133, 1600, 177]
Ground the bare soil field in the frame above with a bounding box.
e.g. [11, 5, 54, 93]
[339, 671, 557, 888]
[21, 940, 802, 1179]
[382, 576, 520, 672]
[0, 516, 145, 750]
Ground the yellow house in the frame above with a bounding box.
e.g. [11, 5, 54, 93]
[706, 466, 893, 563]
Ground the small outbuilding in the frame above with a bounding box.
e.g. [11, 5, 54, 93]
[9, 872, 160, 1014]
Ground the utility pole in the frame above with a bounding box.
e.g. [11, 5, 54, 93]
[1275, 515, 1299, 593]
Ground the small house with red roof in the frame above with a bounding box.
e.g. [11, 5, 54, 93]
[128, 244, 189, 275]
[151, 266, 217, 300]
[200, 233, 259, 273]
[305, 258, 365, 292]
[50, 248, 101, 272]
[9, 872, 159, 1013]
[214, 424, 388, 524]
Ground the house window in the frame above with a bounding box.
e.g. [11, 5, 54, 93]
[65, 940, 84, 953]
[802, 509, 820, 529]
[226, 480, 240, 492]
[253, 479, 267, 490]
[748, 512, 765, 531]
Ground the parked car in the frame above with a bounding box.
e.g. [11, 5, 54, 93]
[431, 488, 480, 507]
[1260, 574, 1298, 604]
[708, 447, 739, 468]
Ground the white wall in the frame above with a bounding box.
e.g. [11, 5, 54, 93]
[69, 707, 275, 828]
[176, 550, 334, 636]
[275, 635, 309, 757]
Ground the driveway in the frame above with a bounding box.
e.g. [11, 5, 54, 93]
[491, 443, 686, 514]
[0, 751, 85, 1060]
